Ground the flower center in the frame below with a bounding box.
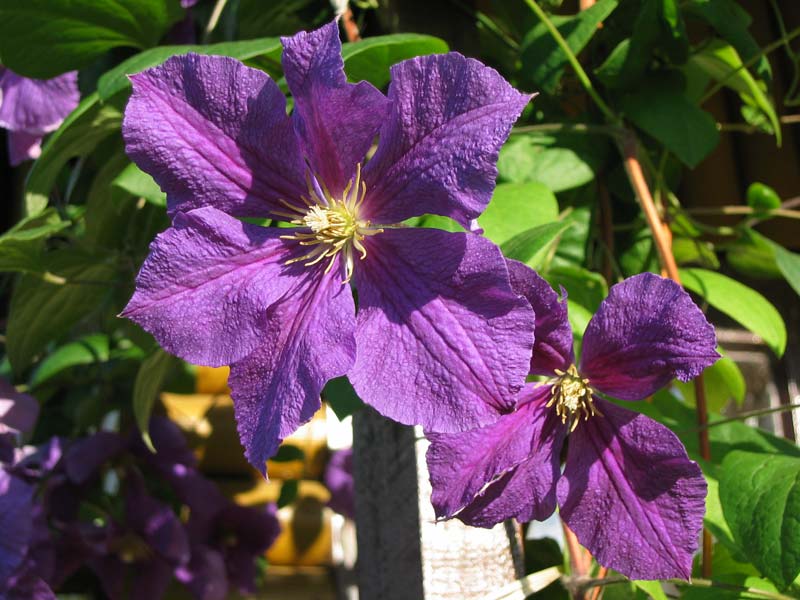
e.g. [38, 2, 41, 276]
[546, 364, 602, 431]
[277, 164, 382, 283]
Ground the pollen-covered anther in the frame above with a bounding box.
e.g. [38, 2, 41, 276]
[279, 164, 382, 283]
[546, 364, 602, 431]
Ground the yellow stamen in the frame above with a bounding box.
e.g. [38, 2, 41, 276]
[546, 364, 602, 431]
[278, 164, 382, 283]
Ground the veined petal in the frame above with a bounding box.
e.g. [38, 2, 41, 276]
[557, 399, 706, 580]
[427, 384, 562, 526]
[507, 259, 573, 375]
[0, 70, 79, 134]
[350, 228, 534, 432]
[362, 53, 531, 228]
[228, 265, 355, 474]
[7, 131, 43, 166]
[281, 21, 389, 194]
[122, 207, 306, 367]
[580, 273, 719, 401]
[123, 54, 307, 218]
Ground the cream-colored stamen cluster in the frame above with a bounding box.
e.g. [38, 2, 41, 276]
[277, 164, 382, 283]
[546, 364, 602, 431]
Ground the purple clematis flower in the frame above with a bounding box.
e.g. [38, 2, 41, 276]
[121, 20, 535, 472]
[0, 68, 79, 165]
[427, 269, 719, 580]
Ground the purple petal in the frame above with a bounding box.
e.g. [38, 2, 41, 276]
[362, 53, 531, 228]
[64, 432, 126, 485]
[0, 70, 78, 134]
[181, 0, 199, 6]
[324, 448, 354, 519]
[7, 130, 43, 166]
[506, 259, 573, 375]
[557, 399, 706, 580]
[175, 546, 228, 600]
[580, 273, 719, 401]
[216, 504, 280, 592]
[126, 475, 190, 566]
[11, 437, 62, 479]
[122, 207, 312, 367]
[350, 228, 534, 432]
[427, 384, 563, 526]
[123, 54, 307, 218]
[229, 266, 356, 473]
[0, 470, 35, 581]
[281, 21, 389, 194]
[0, 379, 39, 435]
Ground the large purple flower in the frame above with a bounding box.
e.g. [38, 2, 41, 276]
[0, 68, 79, 165]
[121, 21, 535, 472]
[427, 269, 719, 580]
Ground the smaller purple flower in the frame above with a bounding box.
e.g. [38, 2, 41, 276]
[0, 69, 79, 165]
[324, 448, 354, 519]
[90, 472, 191, 600]
[427, 269, 719, 580]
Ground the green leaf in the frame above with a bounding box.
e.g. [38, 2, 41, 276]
[498, 133, 609, 192]
[596, 0, 688, 90]
[726, 229, 782, 280]
[478, 182, 559, 246]
[704, 476, 739, 556]
[270, 444, 305, 463]
[97, 37, 284, 101]
[767, 240, 800, 299]
[501, 221, 573, 270]
[7, 250, 116, 372]
[680, 268, 786, 356]
[112, 163, 166, 207]
[0, 0, 184, 78]
[566, 299, 592, 340]
[25, 93, 123, 215]
[689, 41, 780, 144]
[342, 34, 449, 89]
[619, 229, 659, 277]
[672, 237, 720, 269]
[277, 479, 299, 508]
[133, 349, 176, 451]
[323, 376, 365, 421]
[520, 0, 619, 93]
[720, 450, 800, 589]
[30, 334, 110, 388]
[622, 85, 719, 168]
[675, 350, 745, 412]
[545, 265, 607, 313]
[686, 0, 771, 83]
[0, 209, 71, 273]
[237, 0, 310, 40]
[632, 580, 667, 600]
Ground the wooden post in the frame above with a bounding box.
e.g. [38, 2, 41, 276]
[353, 407, 523, 600]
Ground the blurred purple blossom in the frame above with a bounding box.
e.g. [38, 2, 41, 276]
[0, 69, 79, 165]
[427, 271, 719, 580]
[324, 448, 354, 519]
[0, 415, 279, 598]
